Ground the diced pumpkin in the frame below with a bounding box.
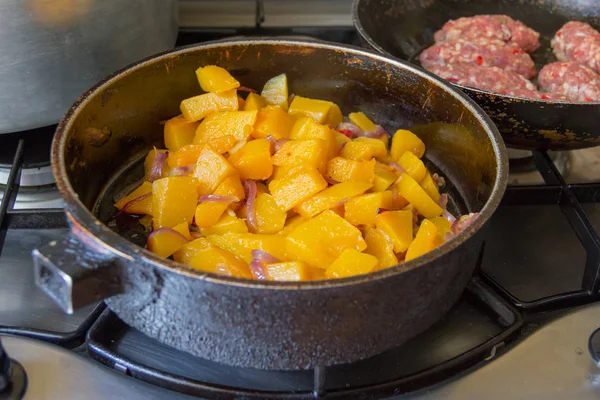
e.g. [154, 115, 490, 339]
[278, 215, 307, 236]
[295, 181, 372, 218]
[114, 181, 153, 215]
[288, 96, 335, 124]
[397, 151, 426, 182]
[344, 191, 393, 226]
[340, 138, 387, 161]
[228, 138, 273, 180]
[264, 261, 312, 281]
[180, 90, 238, 122]
[269, 164, 311, 182]
[144, 149, 168, 180]
[261, 73, 288, 110]
[195, 65, 240, 93]
[334, 130, 352, 148]
[193, 146, 237, 195]
[193, 110, 258, 143]
[364, 227, 399, 268]
[268, 167, 328, 211]
[272, 139, 328, 173]
[254, 193, 287, 234]
[152, 177, 199, 229]
[172, 221, 193, 240]
[421, 173, 441, 202]
[213, 175, 245, 201]
[252, 105, 296, 140]
[395, 174, 443, 218]
[201, 209, 248, 236]
[373, 163, 398, 192]
[349, 112, 376, 132]
[244, 92, 268, 111]
[375, 210, 413, 253]
[325, 248, 379, 278]
[289, 117, 337, 160]
[390, 129, 425, 160]
[323, 103, 343, 128]
[207, 233, 287, 263]
[173, 237, 211, 264]
[327, 157, 375, 184]
[430, 216, 452, 238]
[208, 135, 238, 154]
[195, 202, 229, 228]
[147, 228, 190, 258]
[164, 116, 199, 151]
[285, 210, 366, 269]
[238, 96, 246, 110]
[167, 144, 203, 169]
[188, 243, 252, 279]
[405, 219, 441, 261]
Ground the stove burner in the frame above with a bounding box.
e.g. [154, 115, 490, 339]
[0, 338, 27, 400]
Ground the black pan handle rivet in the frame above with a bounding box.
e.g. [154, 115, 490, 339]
[589, 328, 600, 367]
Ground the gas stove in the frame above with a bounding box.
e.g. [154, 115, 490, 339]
[1, 5, 600, 399]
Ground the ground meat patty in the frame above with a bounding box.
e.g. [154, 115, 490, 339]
[551, 21, 600, 74]
[434, 15, 540, 52]
[539, 62, 600, 102]
[428, 64, 565, 100]
[420, 38, 536, 78]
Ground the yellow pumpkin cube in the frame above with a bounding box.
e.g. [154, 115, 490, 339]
[255, 193, 287, 234]
[147, 228, 190, 258]
[325, 249, 379, 278]
[277, 215, 307, 236]
[195, 202, 229, 228]
[201, 209, 249, 236]
[164, 116, 199, 151]
[193, 146, 237, 195]
[349, 111, 377, 132]
[344, 191, 393, 225]
[390, 129, 425, 160]
[152, 177, 199, 228]
[114, 181, 153, 215]
[395, 174, 443, 218]
[405, 219, 441, 261]
[375, 210, 413, 253]
[285, 210, 366, 269]
[295, 181, 372, 218]
[188, 244, 252, 279]
[238, 96, 246, 110]
[429, 216, 452, 238]
[252, 105, 296, 140]
[173, 237, 211, 265]
[364, 227, 399, 268]
[207, 233, 287, 263]
[228, 138, 273, 180]
[193, 110, 258, 143]
[213, 175, 245, 201]
[243, 92, 267, 111]
[334, 130, 352, 148]
[172, 221, 193, 240]
[397, 151, 426, 182]
[288, 96, 335, 124]
[264, 261, 312, 281]
[180, 90, 238, 121]
[327, 157, 375, 184]
[144, 149, 168, 180]
[289, 117, 337, 161]
[324, 103, 343, 128]
[261, 73, 288, 110]
[268, 167, 328, 211]
[340, 138, 387, 161]
[373, 163, 398, 192]
[208, 135, 238, 154]
[272, 139, 328, 173]
[421, 173, 441, 202]
[195, 65, 240, 93]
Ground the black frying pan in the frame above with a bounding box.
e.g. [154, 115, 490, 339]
[353, 0, 600, 150]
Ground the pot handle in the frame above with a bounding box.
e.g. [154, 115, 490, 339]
[32, 228, 124, 314]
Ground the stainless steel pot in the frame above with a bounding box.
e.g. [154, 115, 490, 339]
[0, 0, 178, 134]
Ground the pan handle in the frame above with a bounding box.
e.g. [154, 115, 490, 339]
[32, 226, 124, 314]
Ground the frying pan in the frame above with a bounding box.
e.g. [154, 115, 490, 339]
[32, 39, 507, 370]
[353, 0, 600, 150]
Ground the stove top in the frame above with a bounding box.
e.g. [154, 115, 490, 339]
[1, 20, 600, 400]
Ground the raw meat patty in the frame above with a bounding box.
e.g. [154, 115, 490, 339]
[429, 64, 566, 100]
[434, 15, 540, 52]
[551, 21, 600, 74]
[539, 62, 600, 102]
[420, 38, 537, 78]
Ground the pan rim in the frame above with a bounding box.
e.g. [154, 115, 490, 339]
[52, 37, 508, 290]
[351, 0, 600, 106]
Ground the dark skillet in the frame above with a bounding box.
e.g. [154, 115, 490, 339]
[353, 0, 600, 150]
[32, 39, 507, 370]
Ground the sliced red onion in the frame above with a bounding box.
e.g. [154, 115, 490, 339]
[190, 231, 203, 239]
[147, 227, 190, 243]
[336, 122, 363, 138]
[120, 192, 151, 214]
[338, 141, 348, 152]
[237, 85, 257, 93]
[439, 194, 457, 224]
[244, 180, 258, 232]
[377, 208, 389, 215]
[274, 138, 290, 152]
[325, 176, 340, 185]
[249, 261, 268, 280]
[432, 173, 446, 188]
[364, 125, 389, 139]
[288, 93, 296, 105]
[443, 232, 454, 242]
[453, 212, 479, 233]
[169, 165, 194, 177]
[251, 249, 280, 264]
[197, 194, 238, 204]
[388, 162, 405, 175]
[148, 151, 168, 182]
